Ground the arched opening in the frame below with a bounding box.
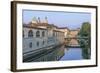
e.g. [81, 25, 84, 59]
[42, 31, 45, 37]
[29, 42, 32, 48]
[28, 30, 33, 37]
[36, 31, 40, 37]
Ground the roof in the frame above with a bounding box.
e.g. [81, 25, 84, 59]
[58, 27, 69, 30]
[23, 21, 69, 32]
[23, 24, 47, 30]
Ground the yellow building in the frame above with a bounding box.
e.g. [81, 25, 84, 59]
[69, 29, 80, 38]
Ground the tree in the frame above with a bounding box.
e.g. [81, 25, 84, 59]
[78, 22, 91, 59]
[78, 22, 91, 37]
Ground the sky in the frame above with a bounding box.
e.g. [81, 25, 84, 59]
[23, 10, 91, 30]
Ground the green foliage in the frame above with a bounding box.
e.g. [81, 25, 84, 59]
[78, 22, 91, 37]
[78, 22, 91, 59]
[82, 48, 89, 59]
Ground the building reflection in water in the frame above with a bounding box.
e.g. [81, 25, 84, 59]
[23, 46, 65, 62]
[23, 38, 90, 62]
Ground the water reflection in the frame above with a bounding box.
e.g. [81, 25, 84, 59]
[23, 38, 90, 62]
[60, 48, 83, 60]
[78, 37, 91, 59]
[60, 38, 90, 60]
[24, 46, 65, 62]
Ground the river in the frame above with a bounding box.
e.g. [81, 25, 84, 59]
[23, 38, 90, 62]
[60, 48, 83, 60]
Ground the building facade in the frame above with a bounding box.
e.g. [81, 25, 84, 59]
[69, 29, 80, 38]
[23, 17, 68, 56]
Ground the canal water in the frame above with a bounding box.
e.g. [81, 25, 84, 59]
[60, 38, 83, 61]
[23, 38, 90, 62]
[60, 48, 83, 61]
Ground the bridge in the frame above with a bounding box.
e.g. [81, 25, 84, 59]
[65, 36, 89, 39]
[65, 44, 81, 48]
[64, 36, 89, 48]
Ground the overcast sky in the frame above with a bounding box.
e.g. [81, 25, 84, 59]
[23, 10, 91, 30]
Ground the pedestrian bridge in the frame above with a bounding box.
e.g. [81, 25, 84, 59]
[65, 37, 89, 39]
[65, 44, 81, 48]
[64, 36, 89, 48]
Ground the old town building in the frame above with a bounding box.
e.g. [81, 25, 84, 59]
[23, 17, 69, 56]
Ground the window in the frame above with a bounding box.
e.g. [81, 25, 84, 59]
[28, 30, 33, 37]
[36, 31, 40, 37]
[42, 41, 45, 45]
[42, 31, 45, 37]
[29, 42, 32, 48]
[37, 41, 39, 46]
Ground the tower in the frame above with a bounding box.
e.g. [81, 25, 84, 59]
[38, 17, 41, 23]
[45, 16, 48, 23]
[31, 17, 37, 24]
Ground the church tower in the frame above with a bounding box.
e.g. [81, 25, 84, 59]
[45, 16, 48, 23]
[38, 17, 41, 23]
[42, 16, 48, 24]
[31, 17, 38, 24]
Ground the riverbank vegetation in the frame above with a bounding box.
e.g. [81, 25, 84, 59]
[78, 22, 91, 59]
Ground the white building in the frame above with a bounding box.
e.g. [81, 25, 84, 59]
[23, 17, 68, 56]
